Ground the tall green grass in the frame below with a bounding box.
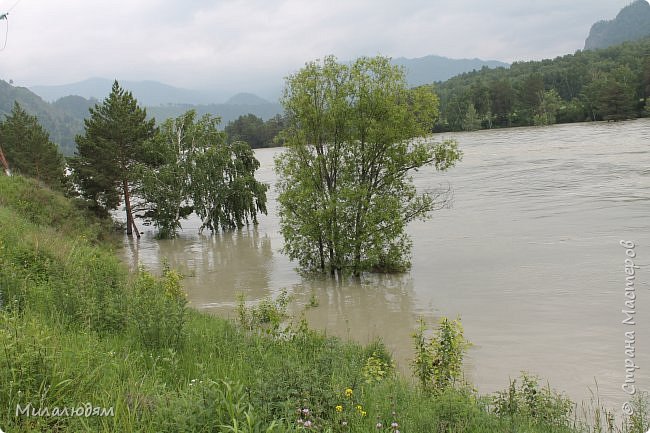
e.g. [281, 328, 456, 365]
[0, 175, 647, 432]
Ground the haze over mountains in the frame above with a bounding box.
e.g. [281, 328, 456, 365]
[0, 54, 510, 155]
[28, 55, 510, 106]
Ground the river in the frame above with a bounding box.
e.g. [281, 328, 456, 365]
[122, 119, 650, 411]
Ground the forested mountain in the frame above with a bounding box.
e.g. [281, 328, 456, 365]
[2, 81, 282, 155]
[585, 0, 650, 50]
[434, 37, 650, 131]
[0, 80, 88, 155]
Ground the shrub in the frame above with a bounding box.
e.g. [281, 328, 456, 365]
[411, 316, 470, 393]
[493, 373, 573, 427]
[129, 265, 187, 350]
[236, 290, 292, 337]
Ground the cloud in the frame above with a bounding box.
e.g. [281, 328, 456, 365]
[0, 0, 636, 96]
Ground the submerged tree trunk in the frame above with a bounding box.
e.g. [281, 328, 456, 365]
[123, 179, 140, 238]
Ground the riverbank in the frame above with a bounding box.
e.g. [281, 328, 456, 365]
[0, 175, 646, 432]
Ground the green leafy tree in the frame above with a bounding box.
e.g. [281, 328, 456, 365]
[137, 111, 196, 238]
[583, 67, 637, 121]
[139, 110, 268, 237]
[0, 102, 66, 189]
[225, 113, 266, 148]
[276, 55, 461, 276]
[225, 113, 287, 148]
[489, 78, 515, 126]
[462, 103, 481, 131]
[517, 73, 545, 124]
[533, 89, 562, 125]
[412, 317, 470, 393]
[71, 81, 156, 234]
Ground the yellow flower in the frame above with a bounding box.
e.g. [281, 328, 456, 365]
[335, 405, 343, 412]
[345, 388, 353, 398]
[356, 405, 363, 411]
[361, 411, 367, 417]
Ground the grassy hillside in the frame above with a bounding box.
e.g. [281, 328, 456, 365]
[0, 175, 647, 432]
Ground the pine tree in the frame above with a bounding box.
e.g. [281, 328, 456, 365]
[70, 81, 155, 236]
[0, 102, 66, 188]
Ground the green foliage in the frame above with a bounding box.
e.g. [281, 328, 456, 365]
[225, 113, 287, 148]
[493, 373, 573, 427]
[138, 110, 268, 237]
[236, 290, 291, 336]
[412, 317, 470, 393]
[154, 379, 289, 433]
[276, 55, 462, 276]
[0, 79, 89, 156]
[583, 66, 638, 121]
[72, 88, 268, 239]
[361, 352, 393, 384]
[534, 89, 562, 126]
[462, 103, 482, 131]
[70, 80, 156, 228]
[2, 175, 646, 433]
[436, 37, 650, 130]
[191, 137, 268, 233]
[0, 102, 66, 189]
[626, 392, 650, 433]
[129, 265, 187, 350]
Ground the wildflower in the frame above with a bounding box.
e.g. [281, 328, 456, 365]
[341, 421, 348, 426]
[391, 422, 399, 428]
[297, 419, 304, 425]
[376, 422, 383, 429]
[302, 408, 310, 416]
[345, 388, 353, 398]
[335, 405, 343, 412]
[304, 420, 312, 428]
[361, 411, 367, 417]
[356, 405, 363, 411]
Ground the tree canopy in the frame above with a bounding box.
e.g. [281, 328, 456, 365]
[435, 37, 649, 131]
[276, 55, 462, 276]
[139, 110, 268, 238]
[70, 80, 156, 234]
[0, 102, 66, 189]
[224, 113, 286, 148]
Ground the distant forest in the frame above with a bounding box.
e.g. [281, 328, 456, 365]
[1, 37, 649, 156]
[434, 37, 650, 132]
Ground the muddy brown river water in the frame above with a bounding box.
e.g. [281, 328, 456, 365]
[122, 119, 650, 413]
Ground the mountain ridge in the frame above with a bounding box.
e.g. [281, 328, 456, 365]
[27, 54, 510, 106]
[584, 0, 650, 50]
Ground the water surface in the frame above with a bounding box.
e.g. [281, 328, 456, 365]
[123, 119, 650, 410]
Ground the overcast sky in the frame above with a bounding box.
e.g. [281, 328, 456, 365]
[0, 0, 638, 96]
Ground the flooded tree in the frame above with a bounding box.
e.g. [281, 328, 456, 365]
[276, 55, 462, 276]
[71, 81, 155, 235]
[138, 110, 268, 238]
